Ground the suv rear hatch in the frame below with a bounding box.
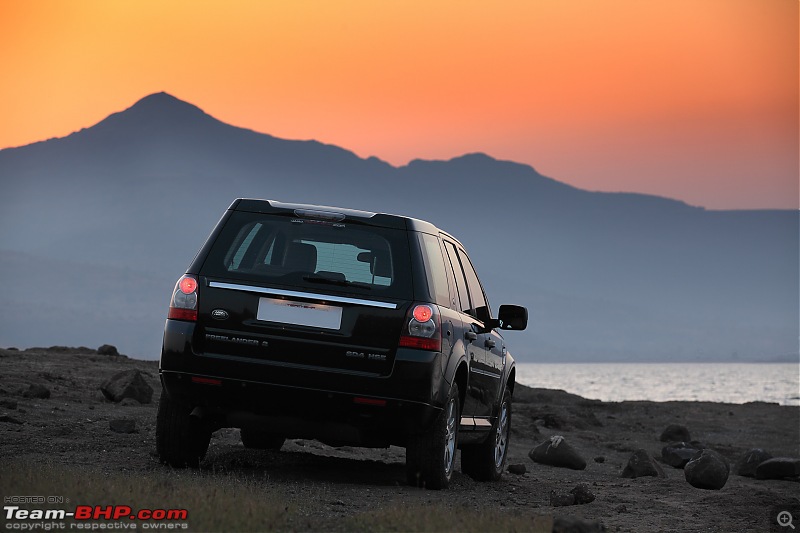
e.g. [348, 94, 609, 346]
[194, 203, 413, 376]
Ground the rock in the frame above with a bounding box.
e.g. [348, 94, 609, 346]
[0, 399, 17, 409]
[660, 424, 691, 442]
[109, 419, 137, 434]
[97, 344, 120, 356]
[662, 441, 705, 469]
[100, 370, 153, 404]
[621, 449, 665, 478]
[538, 413, 566, 429]
[755, 457, 800, 480]
[552, 515, 606, 532]
[529, 436, 587, 470]
[594, 456, 606, 463]
[508, 463, 527, 475]
[736, 448, 773, 477]
[548, 484, 596, 508]
[570, 483, 596, 504]
[46, 346, 73, 353]
[120, 397, 141, 406]
[550, 491, 575, 507]
[22, 384, 51, 399]
[0, 415, 24, 425]
[684, 449, 730, 490]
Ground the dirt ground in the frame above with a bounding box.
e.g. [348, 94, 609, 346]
[1, 347, 798, 532]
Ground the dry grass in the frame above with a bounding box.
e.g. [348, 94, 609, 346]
[1, 461, 552, 532]
[340, 504, 552, 532]
[1, 461, 291, 531]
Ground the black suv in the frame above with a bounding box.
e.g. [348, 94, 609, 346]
[157, 199, 527, 489]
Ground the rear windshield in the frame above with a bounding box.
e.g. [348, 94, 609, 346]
[200, 211, 413, 299]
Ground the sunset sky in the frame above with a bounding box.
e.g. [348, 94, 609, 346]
[1, 0, 797, 209]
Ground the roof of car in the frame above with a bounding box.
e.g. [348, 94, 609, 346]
[231, 198, 444, 235]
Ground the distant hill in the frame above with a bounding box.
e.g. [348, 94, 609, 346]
[0, 92, 797, 362]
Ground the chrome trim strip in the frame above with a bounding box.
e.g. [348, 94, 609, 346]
[469, 367, 502, 379]
[207, 281, 398, 309]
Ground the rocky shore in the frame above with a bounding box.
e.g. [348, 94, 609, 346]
[1, 346, 798, 532]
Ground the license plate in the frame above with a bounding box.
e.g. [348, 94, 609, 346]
[256, 297, 342, 330]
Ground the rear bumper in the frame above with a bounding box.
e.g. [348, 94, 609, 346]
[159, 319, 448, 445]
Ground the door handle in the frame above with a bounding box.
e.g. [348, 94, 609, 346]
[465, 331, 477, 342]
[484, 338, 496, 348]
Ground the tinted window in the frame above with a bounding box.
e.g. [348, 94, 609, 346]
[201, 212, 412, 298]
[459, 250, 491, 323]
[443, 241, 471, 315]
[419, 233, 451, 307]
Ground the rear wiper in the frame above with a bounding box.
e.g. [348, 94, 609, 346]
[302, 275, 372, 290]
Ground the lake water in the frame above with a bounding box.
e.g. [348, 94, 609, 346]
[515, 363, 800, 406]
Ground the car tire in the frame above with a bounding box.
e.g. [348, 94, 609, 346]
[240, 428, 286, 450]
[461, 386, 511, 482]
[405, 383, 460, 490]
[155, 392, 211, 468]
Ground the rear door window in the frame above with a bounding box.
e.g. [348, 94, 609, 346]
[418, 233, 451, 307]
[201, 212, 412, 299]
[458, 250, 492, 324]
[443, 241, 471, 315]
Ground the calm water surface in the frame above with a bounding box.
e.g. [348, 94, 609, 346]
[515, 363, 800, 406]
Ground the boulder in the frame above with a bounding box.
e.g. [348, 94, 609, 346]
[529, 435, 587, 470]
[97, 344, 120, 356]
[570, 483, 596, 504]
[755, 457, 800, 480]
[120, 398, 141, 406]
[22, 384, 51, 399]
[100, 370, 153, 404]
[548, 484, 596, 508]
[660, 424, 691, 442]
[0, 415, 24, 425]
[537, 413, 566, 429]
[684, 449, 730, 490]
[507, 463, 527, 475]
[662, 441, 705, 469]
[736, 448, 773, 477]
[549, 491, 575, 507]
[109, 419, 137, 434]
[621, 449, 665, 478]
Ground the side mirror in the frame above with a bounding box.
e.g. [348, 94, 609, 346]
[497, 304, 528, 331]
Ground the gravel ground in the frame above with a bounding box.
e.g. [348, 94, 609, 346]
[1, 346, 798, 532]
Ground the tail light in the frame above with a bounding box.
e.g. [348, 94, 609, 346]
[399, 303, 442, 351]
[168, 275, 198, 321]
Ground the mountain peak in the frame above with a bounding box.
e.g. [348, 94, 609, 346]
[77, 92, 221, 140]
[138, 90, 178, 100]
[125, 91, 209, 119]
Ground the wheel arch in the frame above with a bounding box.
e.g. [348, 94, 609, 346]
[506, 365, 516, 397]
[453, 360, 469, 411]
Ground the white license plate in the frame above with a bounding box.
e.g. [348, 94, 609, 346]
[256, 297, 342, 330]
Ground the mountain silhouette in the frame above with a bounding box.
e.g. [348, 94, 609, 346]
[0, 92, 797, 362]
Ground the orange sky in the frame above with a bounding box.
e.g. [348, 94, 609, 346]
[0, 0, 797, 209]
